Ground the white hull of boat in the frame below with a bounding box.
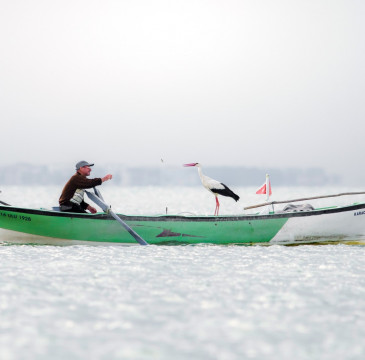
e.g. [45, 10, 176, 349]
[270, 208, 365, 244]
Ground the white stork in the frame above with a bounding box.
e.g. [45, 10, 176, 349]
[183, 163, 240, 216]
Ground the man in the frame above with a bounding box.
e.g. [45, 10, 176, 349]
[59, 161, 112, 213]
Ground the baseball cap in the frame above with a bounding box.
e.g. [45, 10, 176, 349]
[76, 161, 94, 170]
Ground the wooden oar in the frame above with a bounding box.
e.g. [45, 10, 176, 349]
[244, 191, 365, 210]
[86, 188, 148, 246]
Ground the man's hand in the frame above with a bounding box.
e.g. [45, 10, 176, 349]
[87, 205, 97, 214]
[102, 174, 113, 182]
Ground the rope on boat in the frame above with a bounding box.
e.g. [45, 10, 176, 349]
[244, 191, 365, 210]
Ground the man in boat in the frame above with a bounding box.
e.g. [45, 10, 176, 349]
[59, 161, 112, 213]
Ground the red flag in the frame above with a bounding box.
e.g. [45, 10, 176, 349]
[256, 177, 272, 196]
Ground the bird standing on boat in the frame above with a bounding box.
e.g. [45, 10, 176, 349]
[183, 163, 240, 216]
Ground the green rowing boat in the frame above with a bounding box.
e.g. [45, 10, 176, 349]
[1, 201, 365, 245]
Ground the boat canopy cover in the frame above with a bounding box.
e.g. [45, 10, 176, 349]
[282, 203, 315, 212]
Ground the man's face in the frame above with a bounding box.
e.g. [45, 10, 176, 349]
[79, 166, 92, 176]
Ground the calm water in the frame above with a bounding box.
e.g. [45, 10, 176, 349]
[1, 186, 365, 359]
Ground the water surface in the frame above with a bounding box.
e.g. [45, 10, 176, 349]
[1, 186, 364, 359]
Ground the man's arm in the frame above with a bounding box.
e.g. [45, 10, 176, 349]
[73, 176, 102, 189]
[81, 175, 112, 213]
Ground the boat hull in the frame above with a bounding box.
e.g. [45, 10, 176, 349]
[1, 203, 365, 245]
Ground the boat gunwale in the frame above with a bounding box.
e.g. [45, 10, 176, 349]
[1, 202, 365, 222]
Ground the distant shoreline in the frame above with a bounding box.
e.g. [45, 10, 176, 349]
[0, 163, 341, 186]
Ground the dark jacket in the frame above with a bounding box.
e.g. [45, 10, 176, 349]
[59, 172, 102, 209]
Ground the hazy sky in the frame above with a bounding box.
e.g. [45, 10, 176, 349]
[1, 0, 364, 182]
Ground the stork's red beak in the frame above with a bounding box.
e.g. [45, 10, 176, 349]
[183, 163, 198, 167]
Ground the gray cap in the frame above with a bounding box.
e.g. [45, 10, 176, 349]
[76, 161, 94, 170]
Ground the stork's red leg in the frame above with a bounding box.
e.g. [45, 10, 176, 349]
[215, 196, 220, 216]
